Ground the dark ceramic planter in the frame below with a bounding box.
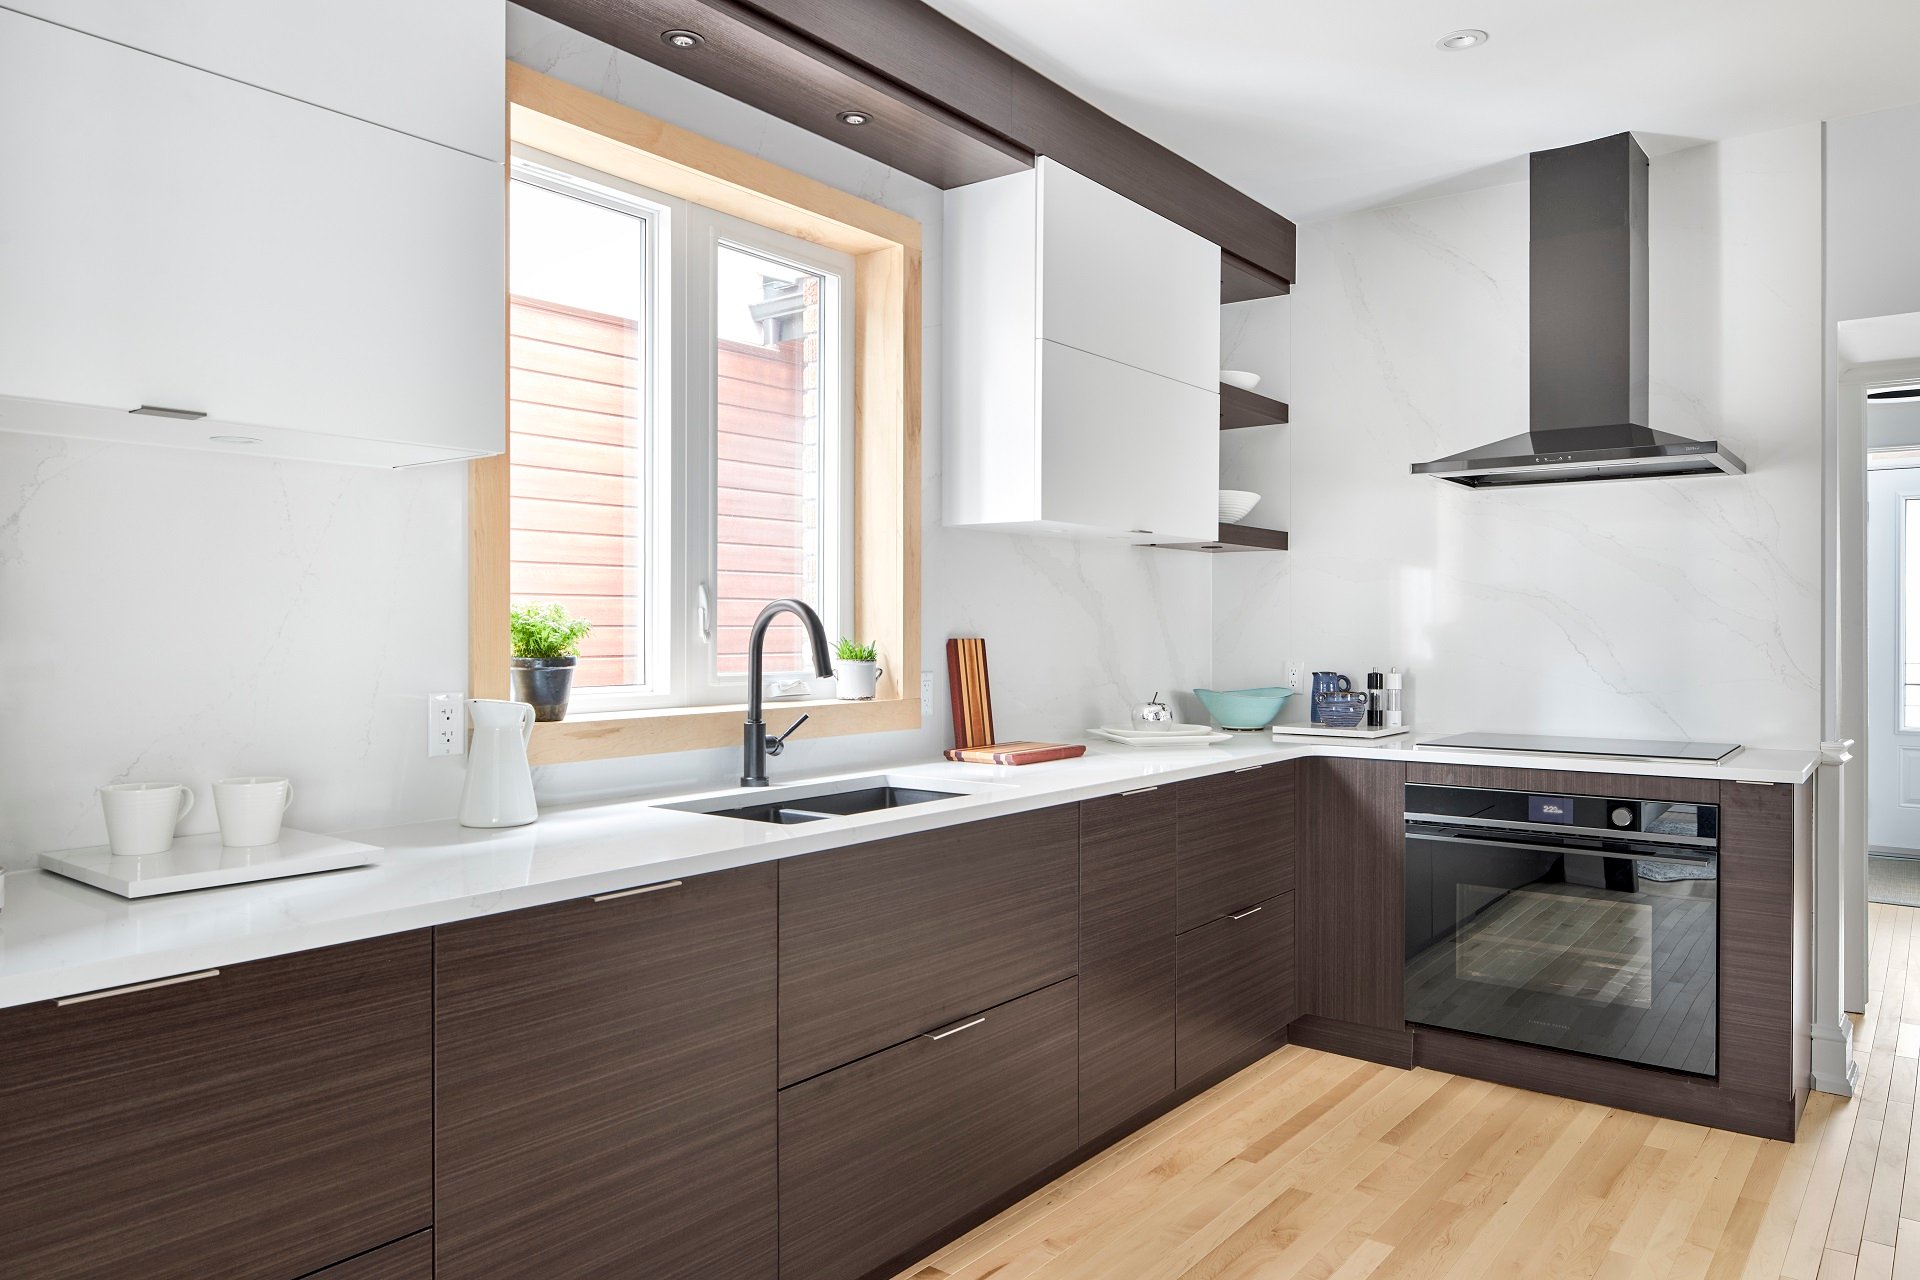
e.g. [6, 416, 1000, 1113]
[511, 656, 577, 722]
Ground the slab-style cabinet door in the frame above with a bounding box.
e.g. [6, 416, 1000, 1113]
[1079, 784, 1179, 1139]
[434, 864, 777, 1280]
[0, 9, 504, 467]
[300, 1231, 433, 1280]
[1175, 761, 1296, 933]
[1298, 757, 1407, 1030]
[779, 978, 1081, 1280]
[779, 804, 1081, 1085]
[1176, 891, 1296, 1087]
[0, 934, 432, 1280]
[4, 0, 503, 159]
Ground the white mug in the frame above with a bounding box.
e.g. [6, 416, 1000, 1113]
[99, 783, 196, 857]
[212, 776, 294, 848]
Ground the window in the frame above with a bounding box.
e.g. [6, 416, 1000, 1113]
[474, 65, 921, 763]
[506, 149, 854, 712]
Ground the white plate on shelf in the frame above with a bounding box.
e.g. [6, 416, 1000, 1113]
[1095, 723, 1218, 740]
[1091, 727, 1233, 747]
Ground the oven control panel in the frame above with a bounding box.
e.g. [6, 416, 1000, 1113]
[1405, 783, 1717, 844]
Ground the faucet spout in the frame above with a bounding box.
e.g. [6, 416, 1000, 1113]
[741, 598, 835, 787]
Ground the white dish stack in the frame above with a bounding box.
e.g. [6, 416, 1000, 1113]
[1090, 723, 1233, 747]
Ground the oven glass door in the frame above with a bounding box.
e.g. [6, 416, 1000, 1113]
[1403, 828, 1717, 1076]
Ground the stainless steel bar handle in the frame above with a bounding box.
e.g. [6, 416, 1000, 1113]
[1121, 786, 1160, 797]
[1229, 905, 1265, 920]
[1402, 811, 1716, 849]
[593, 879, 684, 903]
[922, 1015, 986, 1041]
[57, 969, 221, 1006]
[1234, 764, 1263, 773]
[1406, 830, 1716, 865]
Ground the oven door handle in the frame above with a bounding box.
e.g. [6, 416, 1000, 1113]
[1406, 829, 1717, 866]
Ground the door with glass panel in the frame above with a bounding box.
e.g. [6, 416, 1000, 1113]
[1868, 463, 1920, 853]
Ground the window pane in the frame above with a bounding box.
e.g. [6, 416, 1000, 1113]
[713, 241, 831, 677]
[508, 179, 649, 690]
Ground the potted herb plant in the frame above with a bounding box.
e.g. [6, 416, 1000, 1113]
[510, 602, 592, 722]
[833, 637, 883, 701]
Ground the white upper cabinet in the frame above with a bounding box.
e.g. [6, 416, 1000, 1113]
[0, 8, 504, 467]
[944, 158, 1220, 541]
[3, 0, 504, 160]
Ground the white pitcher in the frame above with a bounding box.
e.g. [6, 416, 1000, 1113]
[460, 699, 537, 829]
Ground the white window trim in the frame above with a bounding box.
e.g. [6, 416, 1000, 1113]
[508, 145, 855, 716]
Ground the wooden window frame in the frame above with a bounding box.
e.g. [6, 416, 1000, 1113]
[472, 64, 921, 765]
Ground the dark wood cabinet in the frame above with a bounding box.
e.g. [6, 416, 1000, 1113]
[779, 804, 1081, 1084]
[0, 934, 432, 1280]
[1079, 784, 1178, 1139]
[301, 1231, 432, 1280]
[434, 864, 777, 1280]
[1176, 891, 1296, 1087]
[1174, 762, 1295, 933]
[1297, 757, 1408, 1040]
[779, 978, 1081, 1280]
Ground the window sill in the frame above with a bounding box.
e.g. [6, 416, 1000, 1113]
[528, 694, 921, 766]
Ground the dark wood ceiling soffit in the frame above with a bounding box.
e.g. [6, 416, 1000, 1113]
[515, 0, 1031, 188]
[517, 0, 1297, 287]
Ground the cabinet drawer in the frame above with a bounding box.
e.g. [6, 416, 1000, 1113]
[1176, 892, 1296, 1087]
[1079, 786, 1177, 1138]
[435, 864, 776, 1280]
[779, 805, 1080, 1085]
[779, 979, 1081, 1280]
[1176, 763, 1295, 932]
[300, 1231, 431, 1280]
[0, 934, 432, 1280]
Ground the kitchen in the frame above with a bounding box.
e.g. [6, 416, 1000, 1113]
[0, 1, 1915, 1277]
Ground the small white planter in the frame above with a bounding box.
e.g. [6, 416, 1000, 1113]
[834, 659, 883, 700]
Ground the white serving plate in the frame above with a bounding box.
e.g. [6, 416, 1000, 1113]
[1096, 722, 1219, 740]
[1091, 728, 1233, 747]
[1270, 722, 1412, 740]
[40, 829, 377, 898]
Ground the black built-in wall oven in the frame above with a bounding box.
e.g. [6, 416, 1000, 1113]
[1403, 783, 1719, 1076]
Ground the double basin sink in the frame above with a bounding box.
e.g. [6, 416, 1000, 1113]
[661, 773, 1002, 825]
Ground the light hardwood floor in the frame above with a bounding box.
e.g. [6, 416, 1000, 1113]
[897, 902, 1920, 1280]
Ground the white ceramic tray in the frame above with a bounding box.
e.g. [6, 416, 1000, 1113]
[1094, 723, 1218, 740]
[1270, 722, 1412, 740]
[40, 828, 377, 898]
[1091, 728, 1233, 747]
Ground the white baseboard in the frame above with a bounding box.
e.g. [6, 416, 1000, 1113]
[1811, 1020, 1860, 1097]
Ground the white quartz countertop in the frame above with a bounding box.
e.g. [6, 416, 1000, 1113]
[0, 732, 1819, 1009]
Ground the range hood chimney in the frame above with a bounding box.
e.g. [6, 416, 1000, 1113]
[1412, 132, 1745, 487]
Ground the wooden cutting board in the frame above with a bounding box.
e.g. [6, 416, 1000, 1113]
[944, 637, 1085, 765]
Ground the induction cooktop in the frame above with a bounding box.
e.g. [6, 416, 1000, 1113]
[1419, 732, 1741, 762]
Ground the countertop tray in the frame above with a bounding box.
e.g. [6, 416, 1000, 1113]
[40, 829, 377, 898]
[1270, 722, 1412, 740]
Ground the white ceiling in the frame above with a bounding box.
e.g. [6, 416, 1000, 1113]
[923, 0, 1920, 221]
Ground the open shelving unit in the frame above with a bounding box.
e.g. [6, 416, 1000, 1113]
[1220, 384, 1289, 430]
[1147, 524, 1289, 554]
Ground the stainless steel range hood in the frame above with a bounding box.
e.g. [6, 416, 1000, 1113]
[1413, 133, 1746, 488]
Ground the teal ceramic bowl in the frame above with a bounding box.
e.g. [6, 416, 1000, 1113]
[1194, 686, 1294, 731]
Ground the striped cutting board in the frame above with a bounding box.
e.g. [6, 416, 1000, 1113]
[944, 637, 1085, 765]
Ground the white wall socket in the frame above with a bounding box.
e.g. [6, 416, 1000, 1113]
[920, 671, 935, 716]
[427, 692, 466, 757]
[1286, 662, 1303, 690]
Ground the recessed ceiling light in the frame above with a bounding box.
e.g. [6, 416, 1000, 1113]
[660, 29, 704, 50]
[208, 435, 261, 445]
[836, 110, 871, 127]
[1437, 29, 1489, 50]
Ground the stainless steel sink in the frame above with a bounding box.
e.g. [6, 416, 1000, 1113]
[660, 773, 1003, 824]
[701, 785, 964, 825]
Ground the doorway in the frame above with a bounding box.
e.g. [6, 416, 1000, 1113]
[1867, 391, 1920, 902]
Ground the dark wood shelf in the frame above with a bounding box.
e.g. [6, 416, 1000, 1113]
[1149, 525, 1289, 554]
[1222, 252, 1291, 304]
[1220, 384, 1289, 430]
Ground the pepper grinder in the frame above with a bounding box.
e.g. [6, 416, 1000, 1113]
[1383, 668, 1404, 728]
[1365, 669, 1385, 728]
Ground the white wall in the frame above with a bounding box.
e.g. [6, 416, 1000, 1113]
[0, 5, 1212, 867]
[1215, 124, 1826, 747]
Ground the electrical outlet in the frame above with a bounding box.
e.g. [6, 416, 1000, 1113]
[427, 692, 466, 757]
[920, 671, 935, 716]
[1286, 662, 1303, 691]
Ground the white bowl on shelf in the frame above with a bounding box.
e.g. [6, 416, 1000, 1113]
[1219, 370, 1262, 391]
[1218, 490, 1261, 524]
